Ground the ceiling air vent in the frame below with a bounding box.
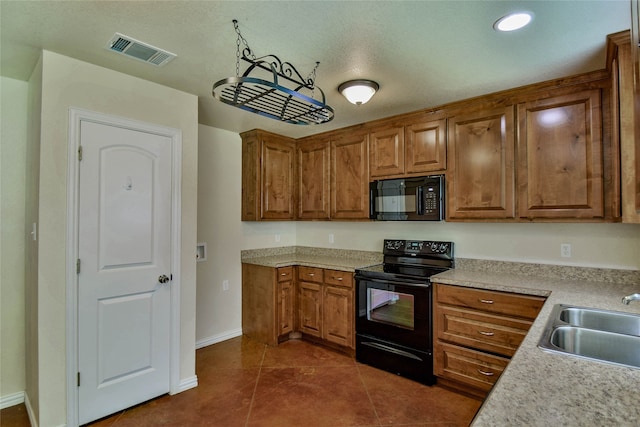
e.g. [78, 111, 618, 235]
[106, 33, 176, 67]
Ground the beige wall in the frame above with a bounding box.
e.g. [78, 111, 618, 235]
[27, 50, 199, 426]
[0, 76, 28, 404]
[196, 124, 640, 346]
[196, 125, 295, 345]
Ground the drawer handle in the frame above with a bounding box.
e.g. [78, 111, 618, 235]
[479, 299, 494, 304]
[333, 277, 343, 281]
[477, 369, 495, 377]
[280, 273, 288, 276]
[478, 331, 495, 336]
[309, 273, 315, 277]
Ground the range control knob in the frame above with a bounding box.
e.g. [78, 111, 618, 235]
[439, 243, 449, 253]
[430, 242, 438, 252]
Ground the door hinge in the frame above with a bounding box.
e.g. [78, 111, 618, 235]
[77, 372, 80, 387]
[78, 145, 83, 161]
[76, 259, 81, 274]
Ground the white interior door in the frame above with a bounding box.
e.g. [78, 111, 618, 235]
[77, 120, 172, 425]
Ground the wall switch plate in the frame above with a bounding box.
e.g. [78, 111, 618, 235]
[275, 234, 281, 243]
[328, 233, 334, 244]
[222, 280, 229, 291]
[561, 243, 572, 258]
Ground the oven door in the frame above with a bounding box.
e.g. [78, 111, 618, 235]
[355, 275, 432, 351]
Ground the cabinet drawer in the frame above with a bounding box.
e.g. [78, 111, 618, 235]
[436, 305, 532, 357]
[434, 341, 509, 392]
[324, 270, 354, 288]
[298, 266, 323, 283]
[277, 266, 294, 282]
[435, 283, 545, 320]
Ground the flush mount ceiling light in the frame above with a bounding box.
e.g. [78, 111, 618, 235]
[493, 12, 533, 32]
[212, 20, 334, 125]
[338, 80, 379, 105]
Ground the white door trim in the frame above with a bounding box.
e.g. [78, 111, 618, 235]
[66, 108, 182, 427]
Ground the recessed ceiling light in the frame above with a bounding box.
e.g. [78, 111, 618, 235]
[493, 12, 533, 32]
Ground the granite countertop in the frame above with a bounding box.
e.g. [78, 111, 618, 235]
[242, 247, 640, 425]
[432, 268, 640, 427]
[240, 246, 382, 272]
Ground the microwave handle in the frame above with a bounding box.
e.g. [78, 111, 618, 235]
[369, 188, 375, 219]
[416, 186, 424, 215]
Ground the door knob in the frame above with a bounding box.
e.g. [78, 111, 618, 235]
[159, 274, 170, 284]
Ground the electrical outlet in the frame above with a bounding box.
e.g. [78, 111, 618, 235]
[222, 280, 229, 291]
[328, 233, 335, 244]
[275, 234, 281, 243]
[560, 243, 572, 258]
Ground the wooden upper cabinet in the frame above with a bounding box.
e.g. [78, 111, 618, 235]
[241, 129, 295, 220]
[405, 118, 447, 174]
[369, 126, 404, 178]
[297, 138, 331, 219]
[331, 133, 370, 219]
[369, 118, 447, 179]
[608, 31, 640, 223]
[447, 107, 516, 220]
[517, 90, 603, 219]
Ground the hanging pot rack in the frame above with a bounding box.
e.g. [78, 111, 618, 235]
[212, 20, 334, 125]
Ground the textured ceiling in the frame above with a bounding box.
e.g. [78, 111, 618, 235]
[0, 0, 632, 138]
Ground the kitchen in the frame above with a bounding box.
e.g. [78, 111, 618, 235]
[1, 1, 640, 426]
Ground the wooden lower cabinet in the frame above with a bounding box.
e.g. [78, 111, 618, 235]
[242, 263, 294, 346]
[433, 283, 545, 397]
[298, 266, 355, 349]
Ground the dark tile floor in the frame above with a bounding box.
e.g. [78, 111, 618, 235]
[1, 336, 482, 427]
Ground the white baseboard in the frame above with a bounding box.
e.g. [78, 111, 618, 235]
[24, 392, 38, 427]
[175, 375, 198, 394]
[196, 328, 243, 349]
[0, 391, 24, 409]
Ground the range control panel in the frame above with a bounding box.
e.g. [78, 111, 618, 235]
[383, 239, 453, 257]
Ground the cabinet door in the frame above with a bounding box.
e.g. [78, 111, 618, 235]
[331, 133, 370, 219]
[241, 132, 260, 221]
[369, 126, 404, 178]
[298, 282, 322, 337]
[405, 118, 447, 174]
[447, 107, 516, 220]
[277, 279, 294, 337]
[322, 285, 353, 348]
[297, 138, 330, 219]
[517, 90, 603, 219]
[262, 137, 295, 219]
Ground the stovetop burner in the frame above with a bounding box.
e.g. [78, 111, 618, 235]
[356, 239, 454, 281]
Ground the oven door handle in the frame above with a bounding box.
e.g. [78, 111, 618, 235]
[355, 276, 430, 288]
[361, 341, 424, 361]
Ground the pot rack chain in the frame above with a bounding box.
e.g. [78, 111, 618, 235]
[212, 19, 334, 125]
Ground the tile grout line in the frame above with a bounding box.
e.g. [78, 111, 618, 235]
[244, 343, 268, 427]
[355, 363, 384, 427]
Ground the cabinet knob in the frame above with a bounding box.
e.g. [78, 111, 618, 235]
[479, 299, 494, 304]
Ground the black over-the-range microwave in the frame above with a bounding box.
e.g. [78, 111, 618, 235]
[369, 175, 445, 221]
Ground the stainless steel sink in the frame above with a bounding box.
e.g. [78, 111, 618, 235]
[538, 304, 640, 369]
[559, 306, 640, 336]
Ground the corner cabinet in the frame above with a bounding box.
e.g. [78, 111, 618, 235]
[241, 129, 296, 221]
[331, 132, 370, 219]
[517, 90, 604, 220]
[433, 283, 545, 398]
[447, 107, 516, 220]
[296, 137, 331, 220]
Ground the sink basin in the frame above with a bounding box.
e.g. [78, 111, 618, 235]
[559, 306, 640, 336]
[545, 326, 640, 368]
[538, 304, 640, 369]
